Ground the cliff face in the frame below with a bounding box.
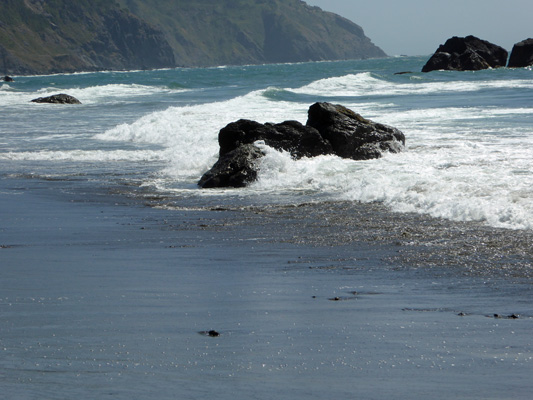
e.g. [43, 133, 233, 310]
[0, 0, 175, 75]
[117, 0, 387, 66]
[1, 0, 386, 75]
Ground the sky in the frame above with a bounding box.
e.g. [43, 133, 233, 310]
[305, 0, 533, 56]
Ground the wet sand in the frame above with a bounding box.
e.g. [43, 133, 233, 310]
[1, 178, 533, 399]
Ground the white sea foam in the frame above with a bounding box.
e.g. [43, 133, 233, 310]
[95, 73, 533, 230]
[54, 84, 187, 104]
[290, 72, 533, 97]
[0, 149, 164, 162]
[0, 83, 187, 107]
[251, 98, 533, 230]
[97, 89, 308, 180]
[251, 140, 533, 230]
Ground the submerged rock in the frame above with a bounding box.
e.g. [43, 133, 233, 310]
[508, 39, 533, 68]
[31, 94, 81, 104]
[198, 102, 405, 188]
[422, 36, 508, 72]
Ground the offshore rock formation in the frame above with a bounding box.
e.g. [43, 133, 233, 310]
[199, 102, 405, 188]
[31, 94, 81, 104]
[0, 0, 385, 75]
[508, 39, 533, 68]
[422, 36, 508, 72]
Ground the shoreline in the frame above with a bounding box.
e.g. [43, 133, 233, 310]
[1, 176, 533, 399]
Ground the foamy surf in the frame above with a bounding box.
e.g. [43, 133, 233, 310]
[0, 149, 165, 162]
[0, 83, 188, 107]
[115, 76, 532, 230]
[3, 57, 532, 230]
[290, 71, 533, 97]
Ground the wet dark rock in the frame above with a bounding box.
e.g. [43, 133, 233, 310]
[2, 76, 14, 82]
[491, 313, 520, 319]
[307, 102, 405, 160]
[198, 330, 220, 337]
[198, 144, 265, 189]
[199, 102, 405, 188]
[422, 36, 508, 72]
[31, 94, 81, 104]
[508, 39, 533, 68]
[218, 119, 332, 159]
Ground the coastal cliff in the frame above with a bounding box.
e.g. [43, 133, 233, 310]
[0, 0, 386, 75]
[0, 0, 175, 75]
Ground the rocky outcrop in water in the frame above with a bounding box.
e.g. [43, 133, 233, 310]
[218, 119, 334, 159]
[508, 39, 533, 68]
[306, 102, 405, 160]
[31, 94, 81, 104]
[2, 75, 14, 82]
[198, 144, 265, 189]
[198, 102, 405, 188]
[422, 36, 508, 72]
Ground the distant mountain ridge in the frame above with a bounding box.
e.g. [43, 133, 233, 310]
[0, 0, 386, 75]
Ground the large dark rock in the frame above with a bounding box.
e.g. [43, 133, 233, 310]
[218, 119, 333, 158]
[508, 39, 533, 68]
[307, 102, 405, 160]
[422, 36, 508, 72]
[199, 103, 405, 188]
[2, 76, 14, 82]
[31, 94, 81, 104]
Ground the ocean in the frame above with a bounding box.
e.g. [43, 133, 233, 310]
[1, 57, 533, 399]
[2, 56, 532, 228]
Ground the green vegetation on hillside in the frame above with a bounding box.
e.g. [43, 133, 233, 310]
[117, 0, 386, 66]
[0, 0, 174, 74]
[1, 0, 385, 75]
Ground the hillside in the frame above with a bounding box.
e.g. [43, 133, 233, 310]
[1, 0, 386, 75]
[0, 0, 175, 75]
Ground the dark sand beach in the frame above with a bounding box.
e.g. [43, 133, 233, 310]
[1, 176, 532, 399]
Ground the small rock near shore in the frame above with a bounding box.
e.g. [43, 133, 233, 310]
[31, 93, 82, 104]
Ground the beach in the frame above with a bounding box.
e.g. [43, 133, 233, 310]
[1, 56, 532, 398]
[2, 174, 532, 399]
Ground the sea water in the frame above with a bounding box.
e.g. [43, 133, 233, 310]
[1, 57, 532, 229]
[1, 57, 533, 399]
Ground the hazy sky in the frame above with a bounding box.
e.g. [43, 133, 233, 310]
[305, 0, 533, 56]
